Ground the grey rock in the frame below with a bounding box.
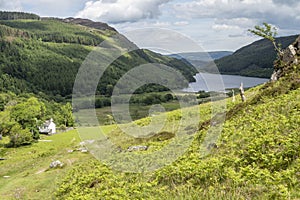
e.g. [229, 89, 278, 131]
[50, 160, 64, 168]
[282, 45, 297, 63]
[127, 146, 148, 152]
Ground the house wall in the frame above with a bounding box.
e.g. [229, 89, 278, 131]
[48, 122, 56, 134]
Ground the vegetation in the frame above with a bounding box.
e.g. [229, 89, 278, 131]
[1, 12, 299, 199]
[0, 11, 40, 20]
[0, 92, 74, 147]
[248, 23, 282, 56]
[54, 54, 300, 199]
[0, 130, 91, 199]
[0, 14, 196, 99]
[209, 35, 298, 78]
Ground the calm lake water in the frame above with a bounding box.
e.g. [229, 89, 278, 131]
[183, 73, 269, 92]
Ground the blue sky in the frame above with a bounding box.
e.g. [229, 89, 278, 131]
[1, 0, 300, 52]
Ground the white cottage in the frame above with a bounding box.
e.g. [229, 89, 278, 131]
[39, 118, 56, 135]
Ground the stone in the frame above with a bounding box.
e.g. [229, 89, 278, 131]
[49, 160, 64, 168]
[127, 146, 148, 152]
[271, 69, 282, 82]
[282, 45, 297, 63]
[294, 36, 300, 50]
[77, 147, 88, 152]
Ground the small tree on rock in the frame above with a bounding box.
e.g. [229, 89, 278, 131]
[248, 22, 283, 56]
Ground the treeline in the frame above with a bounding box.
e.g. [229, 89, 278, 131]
[0, 11, 40, 20]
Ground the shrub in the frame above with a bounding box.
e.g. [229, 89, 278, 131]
[8, 125, 33, 147]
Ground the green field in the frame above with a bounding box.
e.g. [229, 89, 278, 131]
[0, 130, 90, 199]
[76, 101, 181, 125]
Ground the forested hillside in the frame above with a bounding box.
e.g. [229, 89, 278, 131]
[208, 35, 298, 78]
[0, 12, 197, 99]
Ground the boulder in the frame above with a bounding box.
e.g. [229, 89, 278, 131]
[81, 149, 88, 153]
[50, 160, 64, 168]
[282, 45, 297, 64]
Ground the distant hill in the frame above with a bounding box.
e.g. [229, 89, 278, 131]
[0, 11, 197, 99]
[169, 51, 233, 70]
[170, 51, 233, 61]
[210, 35, 299, 78]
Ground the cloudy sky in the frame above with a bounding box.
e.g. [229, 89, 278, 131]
[1, 0, 300, 51]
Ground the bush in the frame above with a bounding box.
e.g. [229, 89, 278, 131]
[8, 125, 33, 147]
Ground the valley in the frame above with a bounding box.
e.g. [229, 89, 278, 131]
[0, 10, 299, 200]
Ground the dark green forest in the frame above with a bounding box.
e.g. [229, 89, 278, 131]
[0, 11, 40, 20]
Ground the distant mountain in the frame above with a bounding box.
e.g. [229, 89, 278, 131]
[209, 35, 299, 78]
[168, 51, 233, 70]
[0, 11, 197, 98]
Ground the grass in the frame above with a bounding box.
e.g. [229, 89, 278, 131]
[1, 77, 299, 199]
[76, 101, 181, 125]
[0, 130, 93, 200]
[56, 78, 300, 199]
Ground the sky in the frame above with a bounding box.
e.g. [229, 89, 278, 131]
[1, 0, 300, 52]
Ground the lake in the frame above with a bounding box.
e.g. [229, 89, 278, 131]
[183, 73, 269, 92]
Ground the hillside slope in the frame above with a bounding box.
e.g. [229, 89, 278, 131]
[1, 53, 299, 199]
[0, 12, 197, 98]
[53, 37, 298, 199]
[210, 35, 299, 78]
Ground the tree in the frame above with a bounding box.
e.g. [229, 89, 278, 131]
[248, 23, 283, 56]
[8, 124, 33, 147]
[249, 23, 286, 81]
[0, 110, 17, 138]
[61, 103, 74, 127]
[10, 97, 45, 138]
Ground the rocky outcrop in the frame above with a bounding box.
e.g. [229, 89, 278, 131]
[271, 35, 300, 81]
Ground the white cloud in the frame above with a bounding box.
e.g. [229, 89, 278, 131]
[20, 0, 89, 17]
[76, 0, 171, 23]
[0, 0, 90, 17]
[272, 0, 300, 6]
[0, 0, 22, 11]
[174, 21, 189, 26]
[173, 0, 300, 30]
[215, 18, 257, 29]
[212, 24, 240, 31]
